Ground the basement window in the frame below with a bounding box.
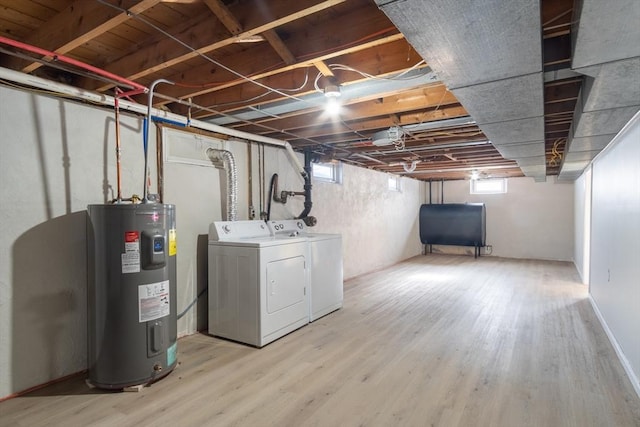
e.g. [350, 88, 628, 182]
[312, 162, 342, 184]
[388, 175, 401, 192]
[470, 178, 507, 194]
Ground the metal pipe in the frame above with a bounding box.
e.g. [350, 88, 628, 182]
[0, 35, 147, 93]
[144, 79, 174, 203]
[248, 143, 254, 219]
[402, 164, 518, 175]
[114, 89, 123, 202]
[258, 144, 264, 218]
[297, 151, 315, 226]
[267, 174, 277, 221]
[207, 148, 238, 221]
[0, 67, 307, 177]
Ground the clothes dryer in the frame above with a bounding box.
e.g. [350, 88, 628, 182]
[208, 220, 309, 347]
[268, 220, 343, 321]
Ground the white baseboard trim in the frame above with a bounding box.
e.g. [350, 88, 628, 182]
[589, 295, 640, 399]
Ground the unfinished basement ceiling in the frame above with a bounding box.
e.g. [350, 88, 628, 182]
[0, 0, 636, 181]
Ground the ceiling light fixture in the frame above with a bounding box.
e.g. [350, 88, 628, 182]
[324, 83, 341, 98]
[324, 82, 341, 115]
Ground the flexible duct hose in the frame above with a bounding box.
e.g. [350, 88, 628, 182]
[207, 148, 238, 221]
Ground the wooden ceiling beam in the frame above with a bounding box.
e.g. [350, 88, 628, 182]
[314, 60, 335, 77]
[202, 0, 243, 35]
[178, 37, 417, 119]
[2, 0, 162, 73]
[227, 85, 458, 134]
[86, 0, 346, 90]
[260, 105, 469, 142]
[262, 29, 297, 65]
[155, 8, 403, 108]
[203, 0, 296, 65]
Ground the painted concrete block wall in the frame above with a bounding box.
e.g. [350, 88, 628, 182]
[0, 85, 156, 398]
[437, 177, 574, 261]
[307, 164, 425, 279]
[588, 112, 640, 393]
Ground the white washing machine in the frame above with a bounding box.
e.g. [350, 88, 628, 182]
[268, 220, 343, 322]
[208, 220, 309, 347]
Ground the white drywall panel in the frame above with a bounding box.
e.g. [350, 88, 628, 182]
[438, 177, 574, 260]
[573, 168, 591, 284]
[589, 112, 640, 394]
[0, 85, 156, 398]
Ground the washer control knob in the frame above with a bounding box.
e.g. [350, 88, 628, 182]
[297, 221, 303, 229]
[222, 225, 231, 233]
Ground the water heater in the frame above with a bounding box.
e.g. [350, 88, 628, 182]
[87, 203, 177, 389]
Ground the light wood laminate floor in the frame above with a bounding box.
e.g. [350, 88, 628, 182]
[2, 255, 639, 426]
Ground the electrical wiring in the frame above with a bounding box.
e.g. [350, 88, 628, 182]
[151, 83, 353, 155]
[96, 0, 314, 106]
[329, 60, 426, 81]
[203, 68, 311, 109]
[313, 60, 428, 93]
[549, 138, 564, 167]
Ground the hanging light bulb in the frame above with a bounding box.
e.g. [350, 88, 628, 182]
[325, 96, 341, 115]
[324, 83, 340, 116]
[324, 83, 341, 116]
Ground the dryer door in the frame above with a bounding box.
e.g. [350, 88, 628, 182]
[266, 256, 305, 313]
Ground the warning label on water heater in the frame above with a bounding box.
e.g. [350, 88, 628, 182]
[138, 280, 170, 322]
[122, 231, 140, 274]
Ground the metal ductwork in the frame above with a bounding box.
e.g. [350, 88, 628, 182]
[376, 0, 546, 181]
[558, 0, 640, 181]
[207, 148, 238, 221]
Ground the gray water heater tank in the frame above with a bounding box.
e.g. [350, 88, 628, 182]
[87, 203, 177, 389]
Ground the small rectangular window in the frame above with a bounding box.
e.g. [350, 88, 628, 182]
[312, 162, 342, 184]
[470, 178, 507, 194]
[388, 175, 401, 192]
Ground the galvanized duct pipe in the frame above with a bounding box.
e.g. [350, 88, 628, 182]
[207, 148, 238, 222]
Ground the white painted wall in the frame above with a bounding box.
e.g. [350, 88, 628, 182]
[0, 85, 156, 398]
[436, 177, 574, 261]
[308, 164, 424, 279]
[588, 112, 640, 395]
[573, 168, 591, 284]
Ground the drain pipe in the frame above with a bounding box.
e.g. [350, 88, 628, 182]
[207, 148, 238, 221]
[297, 151, 316, 226]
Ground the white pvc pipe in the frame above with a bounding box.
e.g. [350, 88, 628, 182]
[0, 66, 307, 177]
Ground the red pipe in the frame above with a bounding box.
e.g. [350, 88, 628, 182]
[0, 35, 147, 93]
